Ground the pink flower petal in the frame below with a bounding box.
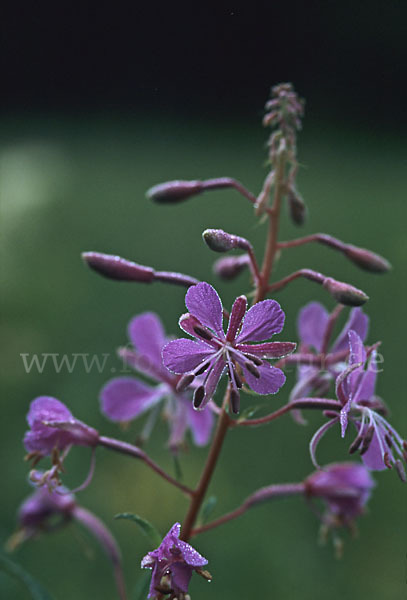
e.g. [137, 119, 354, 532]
[242, 361, 286, 395]
[100, 377, 163, 422]
[185, 282, 224, 336]
[128, 312, 167, 369]
[236, 300, 285, 343]
[185, 399, 214, 445]
[162, 339, 214, 374]
[297, 302, 329, 352]
[332, 307, 369, 352]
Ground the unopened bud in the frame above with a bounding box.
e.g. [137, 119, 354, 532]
[230, 389, 240, 414]
[202, 229, 251, 253]
[82, 252, 155, 283]
[146, 180, 203, 203]
[344, 245, 391, 274]
[287, 188, 307, 226]
[213, 254, 250, 280]
[323, 277, 369, 307]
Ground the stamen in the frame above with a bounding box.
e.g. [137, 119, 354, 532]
[195, 361, 211, 376]
[193, 326, 213, 341]
[230, 389, 240, 414]
[193, 386, 205, 409]
[348, 431, 363, 454]
[176, 373, 195, 392]
[243, 352, 263, 366]
[244, 361, 260, 379]
[359, 425, 374, 455]
[383, 452, 392, 469]
[395, 459, 406, 483]
[384, 433, 393, 448]
[233, 367, 243, 389]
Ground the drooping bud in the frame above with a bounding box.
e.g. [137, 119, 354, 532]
[202, 229, 251, 253]
[82, 252, 155, 283]
[146, 180, 204, 203]
[344, 245, 391, 274]
[322, 277, 369, 307]
[287, 187, 307, 226]
[213, 254, 250, 280]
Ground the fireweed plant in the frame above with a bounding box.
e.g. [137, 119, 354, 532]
[10, 83, 406, 600]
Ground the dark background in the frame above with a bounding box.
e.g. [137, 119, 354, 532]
[1, 2, 406, 600]
[2, 1, 407, 125]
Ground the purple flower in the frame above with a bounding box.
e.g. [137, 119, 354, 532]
[141, 522, 209, 599]
[292, 302, 369, 402]
[100, 312, 214, 450]
[18, 481, 75, 533]
[162, 282, 295, 413]
[309, 331, 406, 479]
[24, 397, 99, 456]
[305, 462, 375, 525]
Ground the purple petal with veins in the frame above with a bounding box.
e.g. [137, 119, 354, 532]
[236, 299, 285, 343]
[332, 307, 369, 352]
[128, 312, 167, 369]
[297, 301, 329, 352]
[162, 339, 214, 374]
[100, 377, 164, 422]
[185, 282, 224, 336]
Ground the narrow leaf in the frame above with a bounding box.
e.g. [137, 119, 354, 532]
[0, 554, 55, 600]
[114, 513, 162, 547]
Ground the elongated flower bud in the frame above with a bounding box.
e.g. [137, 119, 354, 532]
[213, 254, 250, 280]
[344, 245, 391, 274]
[146, 180, 203, 203]
[202, 229, 251, 253]
[322, 277, 369, 306]
[287, 188, 307, 226]
[82, 252, 155, 282]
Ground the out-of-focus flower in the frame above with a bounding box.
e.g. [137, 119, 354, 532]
[141, 522, 209, 599]
[291, 301, 368, 403]
[305, 462, 375, 524]
[308, 331, 406, 479]
[100, 313, 214, 450]
[24, 397, 99, 456]
[162, 282, 295, 413]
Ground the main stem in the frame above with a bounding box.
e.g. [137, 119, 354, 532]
[255, 150, 286, 303]
[180, 394, 231, 542]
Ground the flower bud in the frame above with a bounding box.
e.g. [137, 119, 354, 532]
[146, 180, 203, 203]
[287, 188, 307, 226]
[202, 229, 250, 253]
[344, 244, 391, 274]
[323, 277, 369, 306]
[213, 255, 250, 280]
[82, 252, 155, 282]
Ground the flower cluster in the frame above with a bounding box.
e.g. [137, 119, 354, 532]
[12, 83, 405, 600]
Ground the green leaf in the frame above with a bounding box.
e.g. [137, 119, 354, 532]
[0, 553, 55, 600]
[114, 513, 162, 547]
[200, 495, 217, 525]
[132, 572, 151, 600]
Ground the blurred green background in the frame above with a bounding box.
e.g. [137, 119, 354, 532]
[1, 110, 406, 600]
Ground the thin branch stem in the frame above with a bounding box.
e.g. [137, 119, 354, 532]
[255, 149, 287, 302]
[277, 233, 345, 252]
[98, 436, 193, 496]
[267, 268, 325, 294]
[191, 483, 305, 537]
[201, 177, 257, 204]
[180, 392, 232, 542]
[234, 398, 341, 427]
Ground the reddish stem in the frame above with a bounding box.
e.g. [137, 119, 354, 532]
[234, 398, 341, 427]
[180, 393, 232, 542]
[98, 436, 193, 496]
